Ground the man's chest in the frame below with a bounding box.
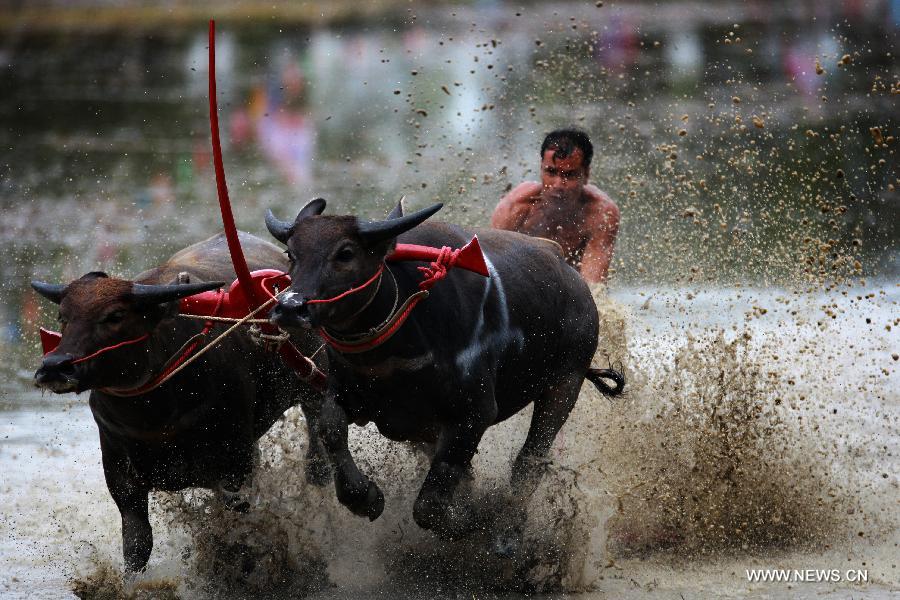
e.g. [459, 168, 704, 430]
[516, 203, 590, 253]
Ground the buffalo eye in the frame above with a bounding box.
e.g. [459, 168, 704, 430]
[335, 246, 355, 262]
[102, 310, 126, 324]
[57, 313, 67, 325]
[284, 250, 295, 264]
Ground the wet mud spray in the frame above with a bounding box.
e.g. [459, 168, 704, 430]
[69, 286, 897, 598]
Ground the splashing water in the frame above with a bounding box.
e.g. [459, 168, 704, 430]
[53, 283, 893, 598]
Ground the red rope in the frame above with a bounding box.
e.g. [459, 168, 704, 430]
[318, 292, 426, 354]
[306, 264, 384, 305]
[318, 246, 467, 353]
[69, 334, 150, 363]
[98, 289, 225, 397]
[416, 246, 459, 291]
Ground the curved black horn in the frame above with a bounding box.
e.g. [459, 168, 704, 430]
[265, 209, 294, 244]
[31, 281, 67, 304]
[358, 203, 443, 246]
[386, 196, 406, 220]
[130, 281, 225, 306]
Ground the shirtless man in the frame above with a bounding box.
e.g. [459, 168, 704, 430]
[491, 129, 620, 283]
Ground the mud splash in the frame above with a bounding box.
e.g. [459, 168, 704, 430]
[71, 560, 179, 600]
[599, 332, 848, 556]
[591, 289, 868, 557]
[64, 288, 891, 597]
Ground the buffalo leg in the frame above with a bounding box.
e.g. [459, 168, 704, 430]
[511, 372, 582, 489]
[319, 394, 384, 520]
[297, 390, 331, 486]
[100, 445, 152, 571]
[118, 493, 152, 572]
[413, 397, 497, 534]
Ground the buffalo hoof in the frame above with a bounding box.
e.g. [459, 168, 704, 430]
[336, 476, 384, 521]
[412, 494, 443, 531]
[305, 456, 332, 487]
[493, 524, 523, 558]
[413, 494, 476, 538]
[438, 502, 477, 540]
[218, 482, 251, 513]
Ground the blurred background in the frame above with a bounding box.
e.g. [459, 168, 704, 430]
[0, 0, 897, 381]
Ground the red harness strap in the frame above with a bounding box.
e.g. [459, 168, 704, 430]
[317, 238, 489, 354]
[317, 289, 428, 354]
[95, 289, 225, 397]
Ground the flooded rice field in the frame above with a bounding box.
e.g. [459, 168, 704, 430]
[0, 1, 898, 598]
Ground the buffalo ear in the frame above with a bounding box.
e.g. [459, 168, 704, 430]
[265, 209, 294, 244]
[81, 271, 108, 280]
[386, 196, 406, 220]
[266, 198, 326, 244]
[31, 281, 66, 304]
[298, 197, 327, 219]
[357, 203, 443, 247]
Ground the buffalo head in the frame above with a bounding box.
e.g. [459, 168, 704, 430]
[266, 198, 441, 330]
[31, 272, 222, 393]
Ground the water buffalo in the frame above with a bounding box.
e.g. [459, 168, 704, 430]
[31, 232, 327, 571]
[265, 199, 623, 537]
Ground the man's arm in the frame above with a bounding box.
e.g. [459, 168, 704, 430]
[491, 182, 541, 230]
[579, 187, 620, 284]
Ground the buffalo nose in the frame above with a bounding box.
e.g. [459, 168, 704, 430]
[34, 353, 76, 386]
[271, 292, 313, 329]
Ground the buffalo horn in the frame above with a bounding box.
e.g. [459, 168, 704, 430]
[358, 203, 443, 246]
[130, 281, 225, 306]
[265, 209, 294, 243]
[31, 281, 67, 304]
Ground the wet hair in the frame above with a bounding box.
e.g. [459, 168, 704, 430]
[540, 129, 593, 168]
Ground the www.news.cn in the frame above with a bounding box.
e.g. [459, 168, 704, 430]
[746, 569, 868, 583]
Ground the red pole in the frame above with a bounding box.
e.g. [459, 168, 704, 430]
[208, 20, 260, 309]
[208, 19, 326, 391]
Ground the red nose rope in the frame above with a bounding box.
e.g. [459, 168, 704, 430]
[38, 330, 150, 362]
[306, 265, 385, 306]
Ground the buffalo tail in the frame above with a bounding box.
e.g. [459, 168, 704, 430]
[585, 367, 625, 397]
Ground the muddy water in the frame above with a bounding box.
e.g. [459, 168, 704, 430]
[1, 285, 896, 598]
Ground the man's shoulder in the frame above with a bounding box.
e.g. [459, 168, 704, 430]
[584, 185, 619, 212]
[583, 185, 620, 226]
[503, 181, 542, 205]
[492, 181, 541, 229]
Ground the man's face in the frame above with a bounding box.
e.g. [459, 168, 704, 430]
[540, 147, 589, 204]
